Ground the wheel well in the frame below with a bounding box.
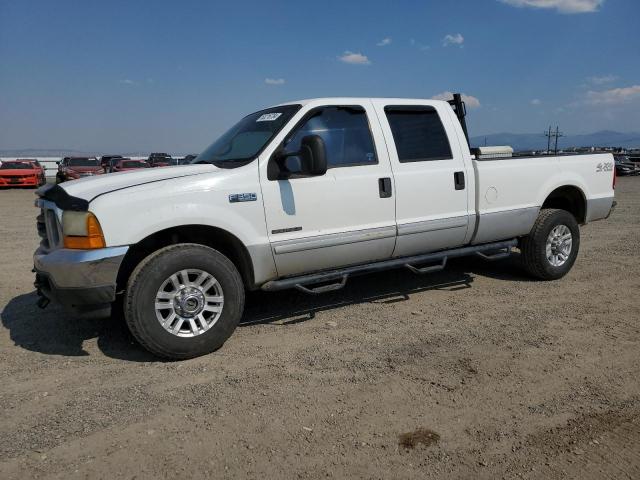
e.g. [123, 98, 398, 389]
[541, 186, 586, 224]
[116, 225, 254, 292]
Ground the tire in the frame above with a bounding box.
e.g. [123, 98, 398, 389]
[124, 243, 245, 359]
[520, 208, 580, 280]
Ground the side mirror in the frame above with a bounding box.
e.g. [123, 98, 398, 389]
[298, 135, 327, 176]
[270, 134, 327, 180]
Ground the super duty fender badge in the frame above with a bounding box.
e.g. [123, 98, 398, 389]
[228, 193, 257, 203]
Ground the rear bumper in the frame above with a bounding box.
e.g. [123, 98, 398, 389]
[33, 246, 128, 314]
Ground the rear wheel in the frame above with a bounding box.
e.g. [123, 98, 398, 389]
[124, 243, 245, 359]
[520, 208, 580, 280]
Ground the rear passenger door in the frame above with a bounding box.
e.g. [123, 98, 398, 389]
[372, 101, 471, 257]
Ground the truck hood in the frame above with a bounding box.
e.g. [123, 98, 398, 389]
[58, 164, 218, 202]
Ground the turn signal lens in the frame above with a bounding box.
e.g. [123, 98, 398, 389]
[63, 212, 106, 249]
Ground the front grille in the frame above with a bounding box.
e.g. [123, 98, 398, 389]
[2, 175, 30, 180]
[36, 212, 48, 248]
[36, 206, 62, 251]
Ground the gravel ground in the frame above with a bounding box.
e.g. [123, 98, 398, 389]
[1, 178, 639, 479]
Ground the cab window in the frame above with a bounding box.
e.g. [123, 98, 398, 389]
[384, 106, 452, 162]
[282, 106, 377, 172]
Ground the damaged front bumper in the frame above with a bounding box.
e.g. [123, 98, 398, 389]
[33, 245, 128, 316]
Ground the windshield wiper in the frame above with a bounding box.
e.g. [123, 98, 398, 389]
[195, 158, 252, 169]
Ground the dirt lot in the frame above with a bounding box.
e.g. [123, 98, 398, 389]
[1, 178, 639, 479]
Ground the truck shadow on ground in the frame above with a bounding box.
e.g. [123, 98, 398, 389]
[1, 255, 531, 361]
[240, 253, 533, 326]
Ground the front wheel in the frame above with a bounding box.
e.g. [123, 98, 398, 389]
[124, 244, 245, 359]
[520, 208, 580, 280]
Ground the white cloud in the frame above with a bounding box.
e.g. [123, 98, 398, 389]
[587, 74, 618, 85]
[531, 98, 542, 105]
[265, 78, 285, 85]
[585, 85, 640, 105]
[338, 51, 371, 65]
[432, 91, 481, 108]
[119, 79, 136, 85]
[377, 37, 392, 47]
[443, 33, 464, 47]
[498, 0, 604, 14]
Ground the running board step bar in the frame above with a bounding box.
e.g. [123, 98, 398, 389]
[405, 257, 447, 275]
[261, 239, 518, 294]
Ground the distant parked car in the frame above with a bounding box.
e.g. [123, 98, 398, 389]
[18, 159, 46, 185]
[147, 153, 173, 167]
[56, 157, 103, 183]
[100, 155, 123, 172]
[614, 155, 640, 176]
[112, 159, 150, 172]
[0, 160, 46, 188]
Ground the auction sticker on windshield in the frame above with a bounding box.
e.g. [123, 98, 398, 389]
[256, 113, 282, 122]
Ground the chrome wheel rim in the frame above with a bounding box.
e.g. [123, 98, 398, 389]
[545, 225, 572, 267]
[154, 269, 224, 337]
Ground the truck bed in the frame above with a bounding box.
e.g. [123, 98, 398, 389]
[471, 152, 615, 244]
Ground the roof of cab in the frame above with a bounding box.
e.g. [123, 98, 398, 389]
[274, 97, 449, 107]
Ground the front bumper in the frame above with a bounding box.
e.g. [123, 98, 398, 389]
[0, 177, 39, 187]
[33, 246, 128, 314]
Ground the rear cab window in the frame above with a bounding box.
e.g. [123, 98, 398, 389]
[384, 106, 453, 162]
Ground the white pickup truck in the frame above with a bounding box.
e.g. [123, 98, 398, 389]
[34, 94, 616, 359]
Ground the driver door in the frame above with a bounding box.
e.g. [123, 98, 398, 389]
[259, 101, 397, 277]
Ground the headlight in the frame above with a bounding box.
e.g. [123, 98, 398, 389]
[62, 211, 106, 249]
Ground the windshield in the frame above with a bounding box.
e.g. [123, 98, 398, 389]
[1, 162, 33, 169]
[122, 160, 148, 168]
[195, 104, 300, 168]
[68, 158, 99, 167]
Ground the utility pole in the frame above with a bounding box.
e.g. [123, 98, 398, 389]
[553, 126, 563, 154]
[544, 125, 563, 154]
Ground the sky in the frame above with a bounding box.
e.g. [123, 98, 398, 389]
[1, 0, 639, 153]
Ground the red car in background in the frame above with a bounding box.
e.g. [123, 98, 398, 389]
[0, 160, 46, 188]
[111, 159, 150, 172]
[147, 153, 173, 167]
[56, 157, 104, 183]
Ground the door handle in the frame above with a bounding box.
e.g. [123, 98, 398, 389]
[454, 171, 465, 190]
[379, 177, 392, 198]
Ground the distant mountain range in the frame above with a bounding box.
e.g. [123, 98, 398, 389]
[2, 130, 639, 158]
[470, 130, 640, 151]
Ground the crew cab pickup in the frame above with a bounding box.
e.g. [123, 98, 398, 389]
[33, 95, 616, 359]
